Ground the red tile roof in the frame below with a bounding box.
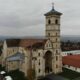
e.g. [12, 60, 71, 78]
[6, 39, 47, 48]
[19, 39, 47, 47]
[6, 39, 20, 47]
[62, 55, 80, 68]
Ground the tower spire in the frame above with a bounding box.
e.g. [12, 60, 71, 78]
[52, 2, 54, 10]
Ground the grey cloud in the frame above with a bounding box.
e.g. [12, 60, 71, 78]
[0, 0, 80, 36]
[0, 14, 44, 28]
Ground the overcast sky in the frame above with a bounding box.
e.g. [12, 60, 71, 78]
[0, 0, 80, 37]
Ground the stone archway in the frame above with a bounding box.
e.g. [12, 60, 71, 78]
[44, 51, 52, 74]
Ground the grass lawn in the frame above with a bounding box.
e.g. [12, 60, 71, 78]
[58, 68, 80, 80]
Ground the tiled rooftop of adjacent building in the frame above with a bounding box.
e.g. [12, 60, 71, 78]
[62, 55, 80, 68]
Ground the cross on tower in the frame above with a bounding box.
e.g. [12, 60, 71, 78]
[52, 2, 54, 9]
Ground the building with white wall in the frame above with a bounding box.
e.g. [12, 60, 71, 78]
[62, 50, 80, 56]
[62, 55, 80, 72]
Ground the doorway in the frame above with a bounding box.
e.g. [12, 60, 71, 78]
[44, 51, 52, 74]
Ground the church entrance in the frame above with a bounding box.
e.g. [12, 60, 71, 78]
[44, 51, 52, 74]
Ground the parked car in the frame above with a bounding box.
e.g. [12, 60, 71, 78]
[4, 76, 13, 80]
[0, 71, 6, 75]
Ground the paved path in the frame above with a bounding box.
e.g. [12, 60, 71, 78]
[45, 73, 67, 80]
[38, 73, 68, 80]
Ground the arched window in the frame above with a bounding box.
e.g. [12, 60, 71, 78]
[38, 53, 40, 56]
[55, 19, 58, 24]
[48, 19, 51, 24]
[48, 33, 50, 36]
[39, 62, 40, 65]
[39, 69, 41, 73]
[56, 56, 58, 61]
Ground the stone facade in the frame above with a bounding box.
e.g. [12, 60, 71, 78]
[2, 4, 62, 78]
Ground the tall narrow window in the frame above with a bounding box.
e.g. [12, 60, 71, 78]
[55, 19, 58, 24]
[39, 62, 40, 65]
[56, 65, 58, 68]
[56, 56, 58, 61]
[48, 33, 50, 36]
[38, 53, 40, 56]
[56, 38, 57, 42]
[39, 59, 40, 65]
[48, 19, 51, 24]
[39, 69, 41, 73]
[56, 50, 58, 54]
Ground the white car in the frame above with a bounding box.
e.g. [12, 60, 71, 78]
[0, 71, 6, 74]
[4, 76, 13, 80]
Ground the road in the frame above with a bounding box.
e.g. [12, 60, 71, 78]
[38, 73, 68, 80]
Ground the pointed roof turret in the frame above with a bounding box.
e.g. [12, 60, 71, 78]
[44, 3, 62, 16]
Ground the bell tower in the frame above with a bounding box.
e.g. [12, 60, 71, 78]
[44, 3, 62, 73]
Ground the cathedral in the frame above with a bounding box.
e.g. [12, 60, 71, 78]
[2, 4, 62, 78]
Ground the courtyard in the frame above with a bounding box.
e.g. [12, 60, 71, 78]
[58, 68, 80, 80]
[39, 68, 80, 80]
[0, 64, 80, 80]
